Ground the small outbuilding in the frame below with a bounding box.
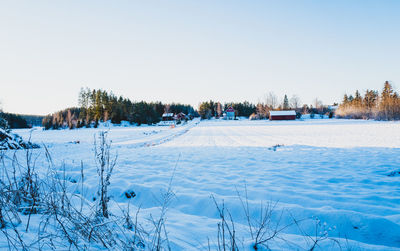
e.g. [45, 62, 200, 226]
[269, 110, 296, 120]
[328, 105, 338, 112]
[225, 107, 235, 120]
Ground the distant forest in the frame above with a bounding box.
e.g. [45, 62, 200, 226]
[336, 81, 400, 120]
[42, 88, 196, 129]
[0, 112, 44, 129]
[0, 112, 28, 129]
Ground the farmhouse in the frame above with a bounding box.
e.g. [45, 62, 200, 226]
[162, 113, 174, 121]
[225, 107, 235, 120]
[159, 113, 176, 126]
[175, 112, 187, 121]
[269, 110, 296, 120]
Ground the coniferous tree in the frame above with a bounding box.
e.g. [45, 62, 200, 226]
[364, 90, 378, 111]
[283, 95, 289, 110]
[342, 94, 349, 106]
[336, 81, 400, 120]
[354, 90, 362, 107]
[198, 101, 213, 119]
[0, 112, 29, 129]
[380, 81, 394, 119]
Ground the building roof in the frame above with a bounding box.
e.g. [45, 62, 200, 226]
[269, 110, 296, 116]
[162, 113, 174, 117]
[226, 107, 235, 112]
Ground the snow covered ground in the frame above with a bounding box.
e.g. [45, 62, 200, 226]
[7, 118, 400, 250]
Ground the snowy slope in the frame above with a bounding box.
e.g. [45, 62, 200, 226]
[6, 118, 400, 250]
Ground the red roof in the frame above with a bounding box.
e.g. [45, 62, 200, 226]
[226, 107, 235, 112]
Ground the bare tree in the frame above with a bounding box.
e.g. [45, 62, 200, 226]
[265, 92, 278, 109]
[290, 95, 301, 109]
[256, 102, 269, 119]
[216, 102, 222, 118]
[313, 98, 324, 114]
[66, 110, 72, 129]
[313, 98, 323, 110]
[164, 104, 171, 114]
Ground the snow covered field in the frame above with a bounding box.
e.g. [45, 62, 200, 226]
[7, 118, 400, 250]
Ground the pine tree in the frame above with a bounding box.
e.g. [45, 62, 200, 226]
[283, 95, 289, 110]
[342, 94, 349, 106]
[354, 90, 362, 107]
[348, 95, 354, 102]
[380, 81, 394, 120]
[363, 90, 378, 110]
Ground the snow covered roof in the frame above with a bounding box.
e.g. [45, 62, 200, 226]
[162, 113, 174, 117]
[269, 110, 296, 116]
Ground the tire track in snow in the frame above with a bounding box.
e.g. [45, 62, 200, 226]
[117, 121, 200, 148]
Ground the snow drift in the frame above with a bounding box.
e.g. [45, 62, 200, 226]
[0, 128, 39, 150]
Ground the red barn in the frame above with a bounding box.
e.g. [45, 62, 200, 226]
[175, 112, 187, 121]
[269, 110, 296, 120]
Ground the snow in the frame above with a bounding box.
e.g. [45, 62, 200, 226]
[5, 118, 400, 250]
[162, 119, 400, 148]
[0, 128, 39, 149]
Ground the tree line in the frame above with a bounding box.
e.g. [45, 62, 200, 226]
[197, 94, 309, 120]
[198, 101, 257, 119]
[42, 88, 195, 129]
[0, 112, 30, 129]
[36, 80, 400, 130]
[42, 107, 81, 130]
[336, 81, 400, 120]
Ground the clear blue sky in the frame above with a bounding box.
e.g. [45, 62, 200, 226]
[1, 0, 399, 115]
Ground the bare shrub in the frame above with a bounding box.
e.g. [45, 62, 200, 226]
[211, 188, 290, 251]
[94, 131, 117, 218]
[212, 195, 239, 251]
[0, 135, 142, 250]
[210, 187, 345, 251]
[290, 215, 340, 251]
[147, 154, 180, 251]
[0, 131, 178, 250]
